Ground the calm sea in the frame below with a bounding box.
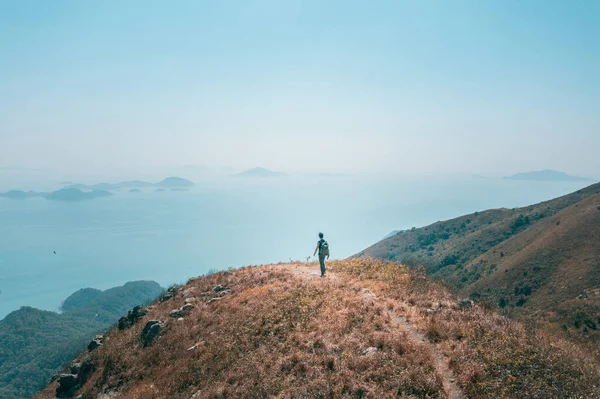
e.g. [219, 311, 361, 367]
[0, 177, 590, 319]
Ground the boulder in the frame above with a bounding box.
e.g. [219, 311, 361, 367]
[207, 297, 221, 305]
[56, 374, 78, 397]
[141, 320, 164, 347]
[218, 289, 231, 298]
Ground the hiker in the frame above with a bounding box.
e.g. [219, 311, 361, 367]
[313, 232, 329, 277]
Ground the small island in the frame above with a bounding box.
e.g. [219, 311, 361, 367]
[234, 167, 287, 178]
[156, 177, 194, 188]
[505, 169, 591, 182]
[1, 188, 112, 202]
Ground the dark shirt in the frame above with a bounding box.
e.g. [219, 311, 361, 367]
[318, 239, 325, 255]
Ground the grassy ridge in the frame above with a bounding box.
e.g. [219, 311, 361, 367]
[35, 259, 600, 398]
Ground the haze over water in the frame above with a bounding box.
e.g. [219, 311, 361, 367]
[0, 176, 590, 319]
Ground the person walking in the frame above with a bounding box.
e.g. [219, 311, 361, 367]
[313, 232, 329, 277]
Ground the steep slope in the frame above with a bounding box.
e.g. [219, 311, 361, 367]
[0, 281, 162, 399]
[35, 260, 599, 399]
[356, 182, 600, 358]
[466, 193, 600, 347]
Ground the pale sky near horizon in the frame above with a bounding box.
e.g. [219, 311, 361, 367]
[1, 1, 599, 178]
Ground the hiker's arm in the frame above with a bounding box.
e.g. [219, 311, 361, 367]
[313, 243, 319, 256]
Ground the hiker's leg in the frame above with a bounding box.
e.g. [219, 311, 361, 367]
[319, 255, 326, 276]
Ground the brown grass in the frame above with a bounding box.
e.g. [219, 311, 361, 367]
[35, 259, 600, 399]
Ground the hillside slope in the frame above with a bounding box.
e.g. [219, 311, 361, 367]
[357, 182, 600, 357]
[0, 281, 162, 399]
[35, 260, 599, 399]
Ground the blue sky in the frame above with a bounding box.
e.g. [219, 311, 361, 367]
[1, 1, 599, 177]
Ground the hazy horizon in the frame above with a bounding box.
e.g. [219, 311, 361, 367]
[2, 1, 599, 178]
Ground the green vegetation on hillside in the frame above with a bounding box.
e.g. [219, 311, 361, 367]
[0, 281, 162, 399]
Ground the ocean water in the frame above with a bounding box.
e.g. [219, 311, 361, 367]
[0, 177, 591, 319]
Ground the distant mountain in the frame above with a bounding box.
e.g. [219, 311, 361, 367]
[0, 281, 162, 399]
[156, 177, 194, 187]
[155, 188, 166, 192]
[505, 169, 591, 182]
[128, 188, 141, 193]
[44, 188, 113, 201]
[67, 180, 154, 190]
[235, 167, 287, 178]
[170, 188, 189, 192]
[0, 190, 42, 199]
[67, 177, 194, 190]
[0, 189, 112, 201]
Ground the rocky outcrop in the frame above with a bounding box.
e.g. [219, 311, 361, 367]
[87, 335, 104, 352]
[117, 305, 148, 330]
[160, 286, 178, 302]
[141, 320, 164, 347]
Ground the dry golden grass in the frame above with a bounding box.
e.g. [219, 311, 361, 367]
[35, 259, 600, 399]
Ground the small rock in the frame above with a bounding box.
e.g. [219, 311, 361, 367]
[458, 299, 473, 310]
[218, 289, 231, 298]
[169, 304, 195, 318]
[187, 342, 202, 352]
[177, 317, 185, 322]
[213, 285, 225, 292]
[363, 347, 378, 356]
[207, 297, 221, 304]
[426, 308, 437, 314]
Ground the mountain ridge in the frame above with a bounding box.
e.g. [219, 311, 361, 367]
[356, 181, 600, 359]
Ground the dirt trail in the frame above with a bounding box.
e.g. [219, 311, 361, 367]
[279, 263, 465, 399]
